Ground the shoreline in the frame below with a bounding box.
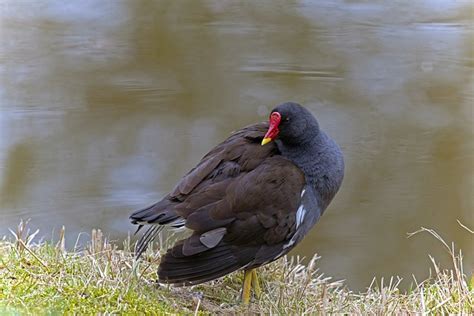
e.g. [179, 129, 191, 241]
[0, 225, 472, 314]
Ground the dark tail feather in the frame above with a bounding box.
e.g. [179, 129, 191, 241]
[130, 199, 182, 259]
[134, 225, 144, 235]
[134, 225, 165, 259]
[129, 199, 179, 225]
[158, 242, 255, 286]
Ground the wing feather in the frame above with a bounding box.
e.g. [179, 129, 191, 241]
[130, 122, 308, 284]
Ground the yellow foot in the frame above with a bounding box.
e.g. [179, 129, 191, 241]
[251, 269, 261, 299]
[241, 268, 262, 304]
[241, 269, 253, 304]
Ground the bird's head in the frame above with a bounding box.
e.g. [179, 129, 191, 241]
[261, 102, 320, 146]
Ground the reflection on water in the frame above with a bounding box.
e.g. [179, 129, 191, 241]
[0, 1, 472, 290]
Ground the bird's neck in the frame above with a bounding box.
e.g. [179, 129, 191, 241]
[276, 131, 344, 210]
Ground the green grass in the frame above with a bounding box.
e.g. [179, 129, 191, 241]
[0, 221, 472, 314]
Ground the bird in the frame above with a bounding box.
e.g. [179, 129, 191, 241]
[129, 102, 344, 304]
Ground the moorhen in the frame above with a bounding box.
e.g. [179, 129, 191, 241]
[130, 102, 344, 303]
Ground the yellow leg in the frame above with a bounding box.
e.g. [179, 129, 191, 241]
[242, 269, 253, 304]
[251, 269, 261, 299]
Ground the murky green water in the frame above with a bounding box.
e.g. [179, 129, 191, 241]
[1, 1, 472, 290]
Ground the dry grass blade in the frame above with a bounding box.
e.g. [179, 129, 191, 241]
[457, 220, 474, 234]
[0, 222, 472, 314]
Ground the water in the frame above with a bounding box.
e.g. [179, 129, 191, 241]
[0, 1, 472, 290]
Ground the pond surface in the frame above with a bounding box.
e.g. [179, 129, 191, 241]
[0, 1, 472, 290]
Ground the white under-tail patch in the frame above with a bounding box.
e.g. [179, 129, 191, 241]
[169, 218, 186, 228]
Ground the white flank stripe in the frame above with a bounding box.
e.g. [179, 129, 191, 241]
[296, 204, 306, 229]
[283, 235, 297, 249]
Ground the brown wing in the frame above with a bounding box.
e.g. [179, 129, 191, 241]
[130, 123, 275, 229]
[158, 157, 305, 285]
[170, 122, 278, 200]
[130, 123, 306, 284]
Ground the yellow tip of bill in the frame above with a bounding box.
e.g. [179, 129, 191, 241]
[261, 137, 272, 146]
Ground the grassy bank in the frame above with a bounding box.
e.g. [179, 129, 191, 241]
[0, 222, 472, 315]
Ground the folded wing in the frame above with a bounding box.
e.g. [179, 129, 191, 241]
[130, 123, 306, 284]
